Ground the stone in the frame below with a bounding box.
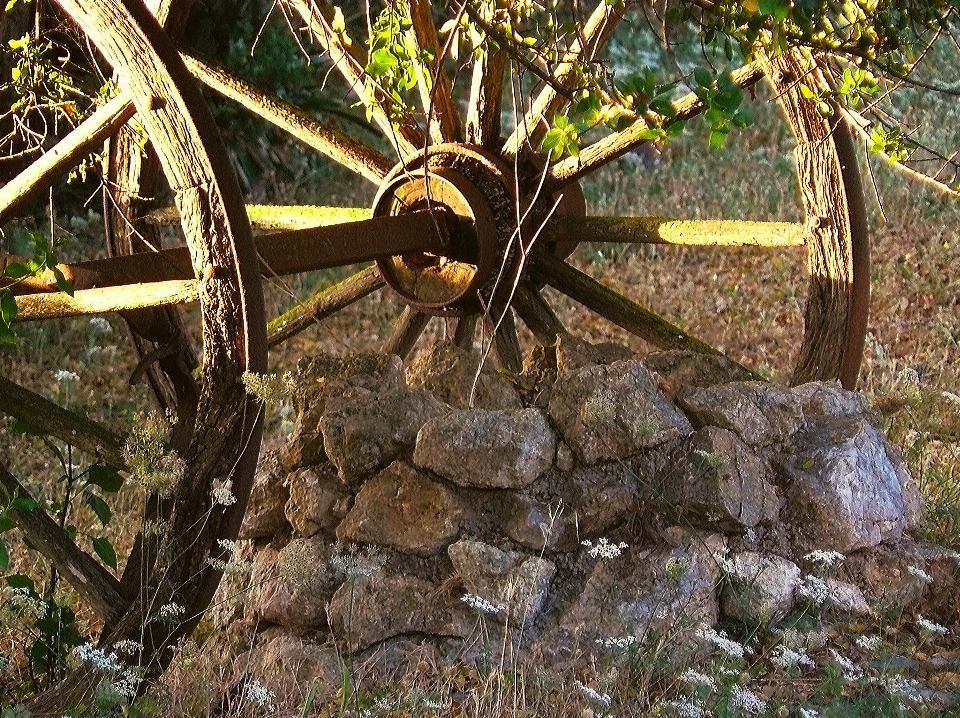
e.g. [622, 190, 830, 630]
[792, 381, 870, 418]
[501, 493, 579, 552]
[657, 427, 780, 530]
[413, 408, 556, 489]
[247, 539, 338, 630]
[677, 381, 805, 447]
[448, 539, 556, 621]
[843, 538, 929, 615]
[284, 464, 351, 537]
[405, 341, 523, 410]
[562, 463, 641, 536]
[240, 459, 290, 540]
[773, 416, 924, 553]
[321, 387, 449, 483]
[548, 359, 693, 464]
[545, 532, 722, 661]
[917, 543, 960, 627]
[240, 628, 342, 703]
[556, 336, 637, 375]
[328, 573, 472, 652]
[642, 350, 754, 400]
[280, 353, 405, 471]
[823, 578, 872, 616]
[720, 552, 800, 626]
[336, 461, 464, 555]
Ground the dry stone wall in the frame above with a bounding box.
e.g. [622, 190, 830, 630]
[204, 338, 960, 698]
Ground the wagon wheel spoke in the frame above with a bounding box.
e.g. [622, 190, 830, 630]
[0, 463, 129, 624]
[181, 51, 393, 184]
[406, 0, 461, 143]
[384, 304, 432, 359]
[490, 305, 523, 374]
[541, 216, 807, 248]
[146, 203, 371, 231]
[0, 94, 134, 223]
[465, 4, 506, 149]
[453, 313, 478, 350]
[545, 63, 764, 189]
[268, 265, 385, 347]
[512, 281, 568, 347]
[279, 0, 425, 156]
[502, 0, 623, 158]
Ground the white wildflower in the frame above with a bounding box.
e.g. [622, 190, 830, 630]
[916, 615, 949, 635]
[898, 367, 921, 386]
[798, 707, 820, 718]
[878, 674, 926, 705]
[242, 370, 295, 403]
[712, 547, 736, 574]
[573, 680, 611, 708]
[582, 537, 628, 559]
[596, 635, 638, 650]
[769, 644, 816, 670]
[329, 543, 387, 579]
[158, 602, 185, 620]
[460, 593, 505, 615]
[9, 587, 44, 617]
[211, 479, 237, 506]
[907, 565, 933, 583]
[829, 649, 863, 680]
[112, 640, 142, 656]
[53, 369, 79, 383]
[73, 644, 122, 673]
[243, 678, 275, 710]
[804, 550, 846, 569]
[728, 685, 767, 715]
[744, 528, 757, 543]
[112, 668, 142, 699]
[941, 390, 960, 406]
[797, 575, 831, 606]
[122, 411, 185, 497]
[855, 634, 882, 652]
[680, 668, 716, 691]
[696, 627, 753, 659]
[88, 317, 111, 335]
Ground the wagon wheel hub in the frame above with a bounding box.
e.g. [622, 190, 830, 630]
[372, 142, 585, 315]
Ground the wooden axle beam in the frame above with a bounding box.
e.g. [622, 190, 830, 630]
[542, 216, 807, 248]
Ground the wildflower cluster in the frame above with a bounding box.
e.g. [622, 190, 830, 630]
[281, 538, 335, 592]
[329, 542, 387, 579]
[769, 644, 816, 670]
[696, 626, 753, 659]
[121, 410, 185, 497]
[907, 564, 933, 583]
[206, 538, 248, 575]
[729, 685, 767, 715]
[573, 679, 611, 709]
[243, 678, 276, 710]
[829, 648, 864, 681]
[460, 593, 505, 615]
[854, 634, 883, 652]
[803, 550, 846, 569]
[596, 635, 639, 651]
[210, 478, 237, 507]
[582, 538, 628, 559]
[157, 602, 186, 621]
[916, 614, 949, 635]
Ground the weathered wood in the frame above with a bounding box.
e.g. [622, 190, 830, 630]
[502, 0, 621, 157]
[512, 282, 568, 346]
[0, 94, 135, 224]
[453, 313, 478, 350]
[147, 203, 371, 231]
[0, 462, 128, 625]
[542, 216, 807, 247]
[763, 49, 869, 389]
[465, 40, 506, 149]
[13, 279, 200, 320]
[181, 51, 393, 183]
[529, 251, 732, 358]
[407, 0, 461, 143]
[279, 0, 425, 157]
[546, 63, 763, 188]
[491, 306, 523, 374]
[384, 304, 431, 359]
[268, 266, 384, 347]
[0, 375, 128, 470]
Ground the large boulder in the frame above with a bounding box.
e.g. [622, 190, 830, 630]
[247, 539, 339, 630]
[321, 387, 449, 483]
[656, 427, 780, 530]
[336, 461, 464, 555]
[284, 464, 350, 538]
[240, 459, 290, 540]
[773, 416, 924, 553]
[413, 408, 556, 489]
[642, 350, 754, 400]
[548, 359, 692, 464]
[677, 381, 805, 447]
[405, 341, 523, 410]
[719, 551, 800, 626]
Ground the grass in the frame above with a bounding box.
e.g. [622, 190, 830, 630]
[1, 20, 960, 718]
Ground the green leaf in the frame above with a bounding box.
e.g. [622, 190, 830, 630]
[708, 126, 730, 150]
[799, 83, 816, 100]
[0, 537, 8, 570]
[92, 536, 117, 569]
[0, 515, 14, 533]
[3, 262, 30, 279]
[0, 290, 16, 324]
[51, 267, 73, 296]
[693, 66, 713, 88]
[10, 495, 36, 512]
[6, 573, 34, 590]
[87, 464, 123, 492]
[0, 322, 15, 346]
[85, 492, 112, 526]
[366, 48, 396, 78]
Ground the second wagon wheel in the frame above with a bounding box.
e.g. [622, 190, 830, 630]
[161, 1, 868, 390]
[0, 0, 267, 708]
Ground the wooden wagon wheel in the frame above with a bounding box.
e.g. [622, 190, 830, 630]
[140, 1, 867, 389]
[0, 0, 269, 709]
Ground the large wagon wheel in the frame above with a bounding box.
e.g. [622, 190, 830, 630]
[151, 1, 868, 388]
[0, 0, 270, 710]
